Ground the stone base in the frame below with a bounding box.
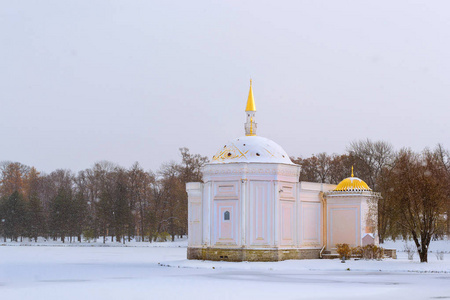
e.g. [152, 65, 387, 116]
[187, 247, 321, 262]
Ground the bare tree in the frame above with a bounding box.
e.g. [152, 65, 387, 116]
[328, 154, 354, 184]
[128, 162, 153, 242]
[384, 149, 448, 262]
[178, 147, 208, 183]
[347, 139, 394, 190]
[348, 139, 394, 242]
[434, 144, 450, 234]
[292, 156, 322, 183]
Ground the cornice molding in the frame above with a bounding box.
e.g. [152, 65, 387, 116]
[203, 163, 300, 178]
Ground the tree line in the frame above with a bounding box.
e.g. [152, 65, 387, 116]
[1, 140, 449, 262]
[0, 148, 207, 244]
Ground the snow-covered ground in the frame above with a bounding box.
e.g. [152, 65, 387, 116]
[1, 238, 450, 299]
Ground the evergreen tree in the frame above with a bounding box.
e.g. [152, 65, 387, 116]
[1, 191, 27, 241]
[0, 195, 6, 242]
[27, 192, 45, 242]
[49, 188, 72, 242]
[113, 169, 131, 243]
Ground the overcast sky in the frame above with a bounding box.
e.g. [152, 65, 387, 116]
[1, 1, 449, 173]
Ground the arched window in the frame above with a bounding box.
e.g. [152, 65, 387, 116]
[224, 211, 230, 221]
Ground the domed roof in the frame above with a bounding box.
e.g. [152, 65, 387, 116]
[334, 176, 372, 192]
[211, 135, 293, 164]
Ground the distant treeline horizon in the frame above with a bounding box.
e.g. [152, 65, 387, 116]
[1, 141, 449, 260]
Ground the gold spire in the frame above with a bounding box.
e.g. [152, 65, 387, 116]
[245, 79, 256, 111]
[351, 165, 354, 177]
[244, 79, 257, 136]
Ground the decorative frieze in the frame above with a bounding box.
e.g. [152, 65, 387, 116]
[203, 163, 300, 178]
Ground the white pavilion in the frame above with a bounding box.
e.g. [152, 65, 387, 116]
[186, 81, 381, 261]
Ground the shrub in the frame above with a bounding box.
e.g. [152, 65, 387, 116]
[361, 244, 384, 260]
[337, 244, 385, 260]
[82, 229, 95, 243]
[352, 246, 363, 258]
[156, 231, 170, 242]
[336, 243, 352, 260]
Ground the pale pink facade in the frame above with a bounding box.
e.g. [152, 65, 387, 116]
[325, 190, 379, 248]
[189, 162, 301, 250]
[187, 151, 380, 261]
[186, 84, 380, 261]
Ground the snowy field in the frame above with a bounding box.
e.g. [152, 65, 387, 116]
[1, 238, 450, 300]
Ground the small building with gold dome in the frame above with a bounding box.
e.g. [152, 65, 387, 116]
[324, 167, 381, 249]
[186, 82, 381, 261]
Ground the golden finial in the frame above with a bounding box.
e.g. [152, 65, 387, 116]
[351, 165, 354, 177]
[245, 79, 256, 111]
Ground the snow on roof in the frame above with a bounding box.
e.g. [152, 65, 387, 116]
[210, 135, 293, 165]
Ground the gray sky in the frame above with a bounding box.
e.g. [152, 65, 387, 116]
[1, 1, 449, 173]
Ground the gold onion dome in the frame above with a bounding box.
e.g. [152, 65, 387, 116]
[334, 166, 372, 192]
